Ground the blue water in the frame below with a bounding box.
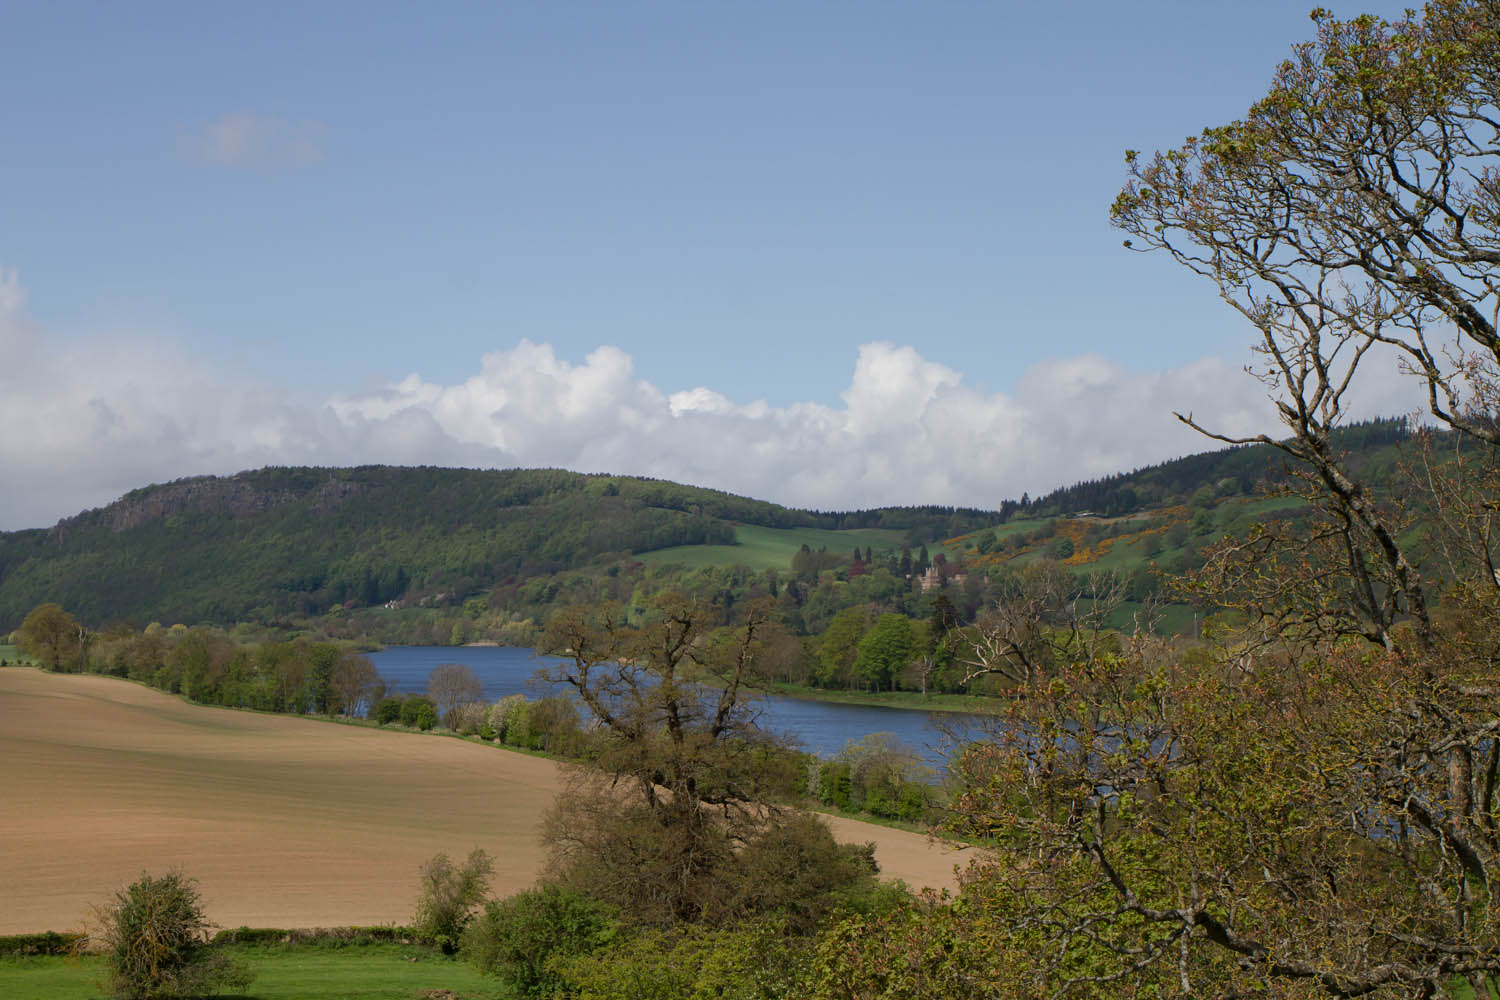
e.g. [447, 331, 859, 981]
[367, 645, 981, 763]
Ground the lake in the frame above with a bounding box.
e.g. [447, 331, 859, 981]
[367, 645, 982, 764]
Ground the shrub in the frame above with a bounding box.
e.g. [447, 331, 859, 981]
[816, 761, 852, 810]
[461, 885, 617, 997]
[502, 697, 533, 748]
[0, 931, 86, 957]
[374, 695, 403, 725]
[400, 695, 438, 730]
[527, 695, 581, 753]
[487, 694, 527, 743]
[451, 700, 488, 735]
[93, 870, 252, 1000]
[412, 848, 494, 953]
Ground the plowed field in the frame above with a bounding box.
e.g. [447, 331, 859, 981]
[0, 668, 964, 933]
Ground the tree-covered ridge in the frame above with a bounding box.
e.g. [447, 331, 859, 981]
[0, 422, 1420, 633]
[0, 467, 738, 626]
[0, 466, 1021, 629]
[1018, 417, 1411, 518]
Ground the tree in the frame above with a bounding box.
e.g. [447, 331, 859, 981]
[536, 595, 822, 926]
[426, 662, 484, 729]
[815, 606, 868, 689]
[329, 650, 384, 718]
[17, 602, 86, 672]
[461, 886, 618, 996]
[412, 848, 494, 953]
[93, 870, 252, 999]
[865, 4, 1500, 996]
[851, 614, 915, 692]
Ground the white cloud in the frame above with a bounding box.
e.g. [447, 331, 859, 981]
[181, 112, 326, 169]
[0, 269, 1429, 531]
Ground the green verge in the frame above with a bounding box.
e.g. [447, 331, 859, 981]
[750, 681, 1001, 714]
[0, 942, 497, 1000]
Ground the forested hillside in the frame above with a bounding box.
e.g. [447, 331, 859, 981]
[0, 420, 1412, 634]
[0, 466, 1001, 627]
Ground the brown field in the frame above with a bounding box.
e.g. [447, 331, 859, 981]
[0, 668, 965, 934]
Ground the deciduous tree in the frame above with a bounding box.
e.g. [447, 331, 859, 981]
[537, 595, 836, 926]
[17, 602, 86, 672]
[426, 662, 484, 729]
[824, 4, 1500, 996]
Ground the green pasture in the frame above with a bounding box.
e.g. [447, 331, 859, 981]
[639, 524, 908, 570]
[0, 943, 497, 1000]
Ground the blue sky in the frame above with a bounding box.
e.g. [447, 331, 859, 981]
[0, 2, 1419, 529]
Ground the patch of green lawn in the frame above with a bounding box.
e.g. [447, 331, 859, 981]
[640, 524, 908, 570]
[0, 943, 498, 1000]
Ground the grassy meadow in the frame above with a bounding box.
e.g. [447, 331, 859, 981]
[0, 943, 495, 1000]
[639, 524, 910, 570]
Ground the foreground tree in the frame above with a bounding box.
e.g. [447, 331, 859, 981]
[537, 594, 871, 927]
[411, 848, 494, 953]
[93, 871, 251, 1000]
[815, 4, 1500, 997]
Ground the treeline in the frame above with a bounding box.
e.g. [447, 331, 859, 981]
[1020, 416, 1412, 517]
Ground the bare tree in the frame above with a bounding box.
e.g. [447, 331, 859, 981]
[426, 663, 484, 730]
[329, 650, 384, 718]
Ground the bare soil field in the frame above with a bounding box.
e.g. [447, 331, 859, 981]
[0, 668, 964, 934]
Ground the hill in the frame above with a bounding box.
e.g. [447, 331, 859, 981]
[0, 419, 1411, 634]
[0, 466, 1001, 628]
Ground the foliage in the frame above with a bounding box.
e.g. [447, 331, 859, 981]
[16, 602, 84, 672]
[399, 695, 437, 730]
[460, 885, 618, 997]
[537, 595, 865, 927]
[93, 870, 252, 1000]
[410, 848, 494, 953]
[813, 2, 1500, 995]
[851, 614, 915, 692]
[0, 932, 85, 958]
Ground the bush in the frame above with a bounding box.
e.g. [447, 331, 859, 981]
[412, 849, 494, 953]
[0, 931, 86, 957]
[400, 695, 438, 731]
[461, 886, 617, 997]
[502, 697, 533, 748]
[373, 695, 403, 725]
[487, 694, 527, 743]
[817, 761, 852, 810]
[451, 700, 488, 735]
[93, 870, 253, 1000]
[527, 695, 581, 753]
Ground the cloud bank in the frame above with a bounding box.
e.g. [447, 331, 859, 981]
[2, 268, 1409, 532]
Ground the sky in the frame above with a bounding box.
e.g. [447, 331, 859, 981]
[0, 1, 1423, 530]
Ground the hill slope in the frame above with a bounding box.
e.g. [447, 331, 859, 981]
[0, 420, 1410, 631]
[0, 466, 999, 627]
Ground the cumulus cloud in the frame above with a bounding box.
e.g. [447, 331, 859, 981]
[181, 112, 326, 169]
[0, 268, 1429, 531]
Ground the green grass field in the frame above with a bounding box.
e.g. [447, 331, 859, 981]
[0, 943, 498, 1000]
[640, 524, 909, 570]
